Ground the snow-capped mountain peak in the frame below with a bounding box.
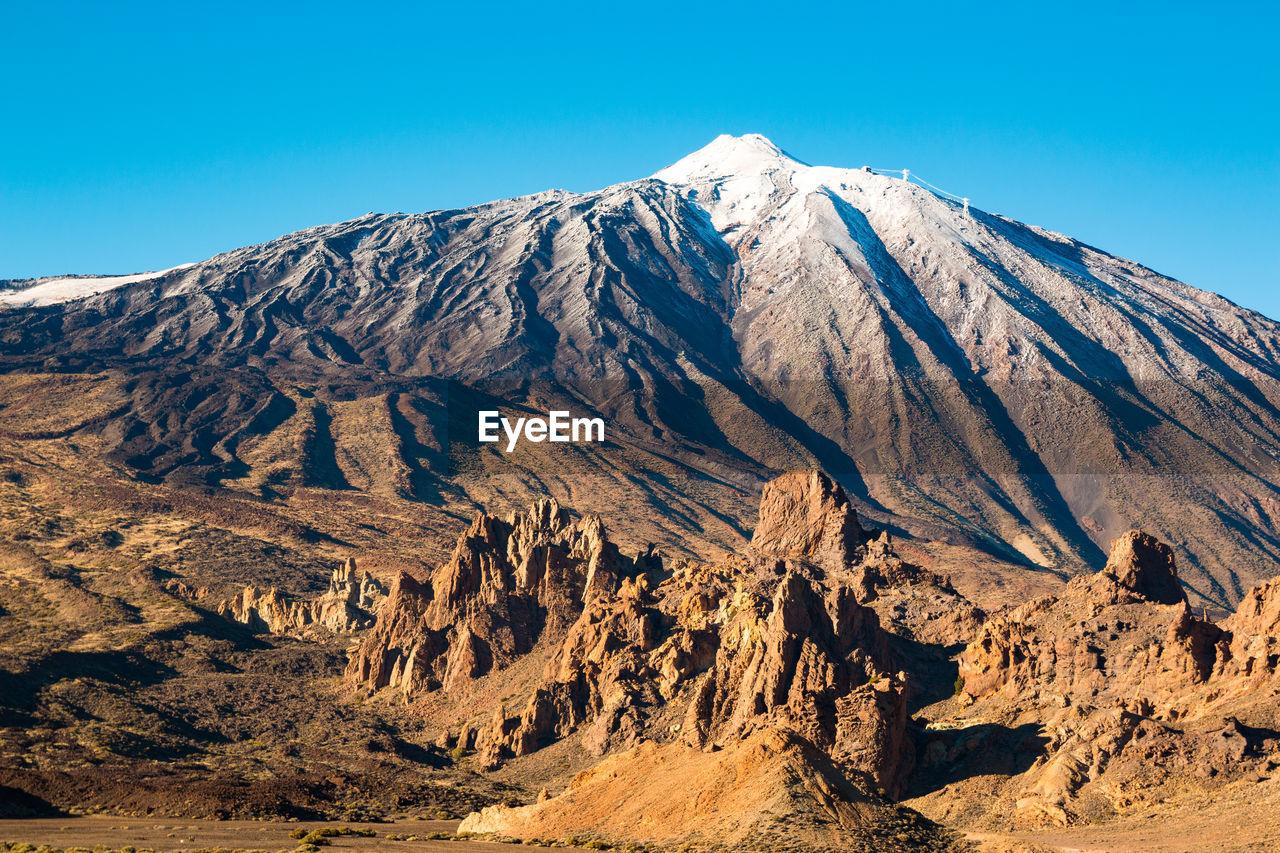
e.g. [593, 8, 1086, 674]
[5, 136, 1280, 599]
[651, 135, 950, 259]
[652, 133, 806, 184]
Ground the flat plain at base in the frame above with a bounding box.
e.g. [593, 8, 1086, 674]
[0, 818, 524, 853]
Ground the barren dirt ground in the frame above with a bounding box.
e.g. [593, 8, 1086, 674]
[0, 818, 524, 852]
[968, 773, 1280, 852]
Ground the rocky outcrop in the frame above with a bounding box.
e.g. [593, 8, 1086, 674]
[219, 586, 297, 634]
[336, 481, 1280, 846]
[675, 567, 903, 786]
[1100, 530, 1186, 605]
[342, 571, 438, 696]
[218, 557, 386, 635]
[930, 530, 1280, 828]
[339, 468, 953, 811]
[473, 556, 909, 785]
[346, 492, 1280, 843]
[459, 726, 953, 852]
[345, 497, 655, 699]
[471, 574, 665, 766]
[455, 471, 924, 799]
[1218, 576, 1280, 680]
[957, 531, 1218, 705]
[749, 469, 864, 570]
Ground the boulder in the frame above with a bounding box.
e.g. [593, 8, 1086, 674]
[750, 469, 864, 570]
[1101, 529, 1186, 605]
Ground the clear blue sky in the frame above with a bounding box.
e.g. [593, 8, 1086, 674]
[4, 1, 1277, 316]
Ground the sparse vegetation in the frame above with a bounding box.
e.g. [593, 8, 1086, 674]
[293, 827, 377, 847]
[0, 846, 282, 853]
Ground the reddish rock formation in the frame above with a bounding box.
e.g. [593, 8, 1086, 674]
[343, 571, 437, 696]
[957, 531, 1219, 704]
[334, 488, 1280, 844]
[218, 557, 385, 635]
[1100, 529, 1186, 605]
[1219, 576, 1280, 680]
[674, 566, 899, 789]
[341, 468, 947, 805]
[932, 529, 1280, 829]
[345, 497, 653, 700]
[451, 471, 919, 797]
[750, 469, 864, 570]
[473, 574, 666, 767]
[334, 478, 1280, 845]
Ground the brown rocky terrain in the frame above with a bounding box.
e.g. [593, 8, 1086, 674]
[216, 557, 387, 635]
[344, 497, 651, 702]
[346, 472, 916, 796]
[335, 470, 1280, 850]
[907, 529, 1280, 836]
[4, 444, 1280, 849]
[0, 429, 518, 825]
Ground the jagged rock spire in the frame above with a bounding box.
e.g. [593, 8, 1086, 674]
[1102, 529, 1186, 605]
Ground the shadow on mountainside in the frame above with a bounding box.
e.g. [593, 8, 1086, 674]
[905, 721, 1048, 799]
[886, 633, 966, 715]
[0, 608, 269, 727]
[0, 784, 59, 818]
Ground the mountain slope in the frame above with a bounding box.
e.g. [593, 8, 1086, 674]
[3, 134, 1279, 604]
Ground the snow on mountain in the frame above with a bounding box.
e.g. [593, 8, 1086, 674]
[0, 264, 196, 308]
[654, 133, 953, 245]
[2, 135, 1279, 605]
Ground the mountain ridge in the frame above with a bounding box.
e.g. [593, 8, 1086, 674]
[2, 134, 1279, 605]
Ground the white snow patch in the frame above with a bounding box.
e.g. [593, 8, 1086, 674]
[651, 134, 974, 254]
[652, 133, 805, 185]
[0, 263, 196, 308]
